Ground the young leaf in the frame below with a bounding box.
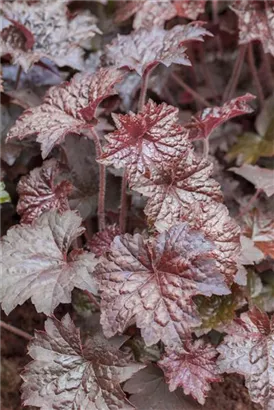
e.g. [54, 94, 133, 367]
[242, 209, 274, 259]
[88, 225, 120, 257]
[173, 0, 206, 19]
[1, 1, 101, 70]
[124, 365, 200, 410]
[96, 222, 229, 346]
[22, 314, 145, 409]
[230, 164, 274, 197]
[133, 151, 223, 229]
[0, 210, 98, 315]
[194, 285, 245, 335]
[159, 339, 222, 404]
[7, 68, 125, 157]
[99, 99, 191, 182]
[105, 23, 212, 75]
[217, 307, 274, 409]
[17, 159, 72, 224]
[0, 181, 11, 204]
[231, 0, 274, 56]
[185, 94, 255, 141]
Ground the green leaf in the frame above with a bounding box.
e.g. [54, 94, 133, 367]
[0, 182, 11, 204]
[194, 286, 245, 334]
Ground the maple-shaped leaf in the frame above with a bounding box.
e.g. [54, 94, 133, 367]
[173, 0, 206, 19]
[105, 23, 212, 75]
[0, 210, 98, 315]
[178, 202, 241, 283]
[133, 151, 223, 229]
[217, 307, 274, 409]
[22, 314, 145, 410]
[230, 164, 274, 197]
[88, 225, 120, 257]
[115, 0, 177, 30]
[7, 68, 125, 158]
[124, 365, 200, 410]
[96, 222, 229, 346]
[242, 208, 274, 259]
[99, 99, 192, 182]
[1, 1, 101, 70]
[159, 339, 222, 404]
[231, 0, 274, 56]
[185, 94, 255, 141]
[17, 159, 72, 224]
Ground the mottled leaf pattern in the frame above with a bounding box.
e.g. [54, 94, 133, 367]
[217, 307, 274, 409]
[22, 314, 145, 410]
[106, 23, 212, 75]
[231, 0, 274, 56]
[173, 0, 206, 19]
[186, 94, 255, 141]
[88, 225, 120, 257]
[7, 68, 125, 157]
[96, 223, 229, 346]
[0, 210, 98, 315]
[100, 100, 191, 182]
[17, 159, 72, 223]
[1, 1, 101, 70]
[133, 151, 223, 229]
[159, 339, 222, 404]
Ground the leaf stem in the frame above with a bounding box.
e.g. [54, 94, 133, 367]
[223, 44, 247, 102]
[138, 65, 156, 111]
[260, 45, 274, 93]
[247, 43, 264, 109]
[202, 138, 210, 158]
[171, 73, 212, 108]
[0, 320, 32, 341]
[119, 168, 128, 234]
[90, 128, 106, 231]
[83, 290, 101, 309]
[15, 65, 22, 89]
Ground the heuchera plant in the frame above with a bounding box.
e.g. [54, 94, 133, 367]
[1, 1, 274, 409]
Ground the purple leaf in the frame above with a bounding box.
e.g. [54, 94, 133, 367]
[17, 159, 72, 224]
[217, 307, 274, 409]
[159, 339, 222, 404]
[0, 210, 98, 315]
[7, 68, 125, 157]
[230, 164, 274, 197]
[96, 222, 229, 346]
[22, 314, 145, 409]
